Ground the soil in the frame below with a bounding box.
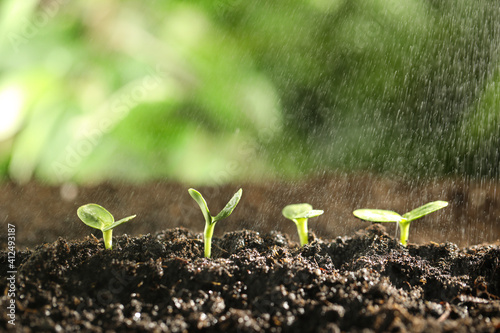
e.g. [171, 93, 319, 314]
[1, 225, 499, 332]
[1, 174, 500, 332]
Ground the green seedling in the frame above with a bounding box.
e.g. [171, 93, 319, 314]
[353, 201, 448, 246]
[188, 188, 242, 258]
[77, 203, 136, 250]
[282, 203, 324, 246]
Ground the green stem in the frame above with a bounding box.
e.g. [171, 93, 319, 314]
[204, 221, 216, 258]
[103, 229, 113, 250]
[398, 220, 411, 246]
[295, 218, 308, 246]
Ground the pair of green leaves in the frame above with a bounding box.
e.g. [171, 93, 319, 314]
[77, 204, 136, 232]
[77, 204, 136, 249]
[353, 201, 448, 224]
[282, 203, 324, 221]
[189, 188, 242, 258]
[353, 201, 448, 246]
[188, 188, 242, 227]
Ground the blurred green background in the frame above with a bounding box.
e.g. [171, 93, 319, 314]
[1, 0, 499, 185]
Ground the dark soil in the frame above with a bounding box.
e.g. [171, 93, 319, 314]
[1, 225, 499, 332]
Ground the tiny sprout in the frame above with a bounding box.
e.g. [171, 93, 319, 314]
[353, 201, 448, 246]
[282, 203, 324, 246]
[77, 204, 136, 250]
[188, 188, 242, 258]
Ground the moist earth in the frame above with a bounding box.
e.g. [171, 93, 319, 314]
[1, 225, 499, 332]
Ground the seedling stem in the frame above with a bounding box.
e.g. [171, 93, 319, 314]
[398, 220, 411, 246]
[296, 218, 309, 246]
[103, 229, 113, 250]
[204, 222, 216, 259]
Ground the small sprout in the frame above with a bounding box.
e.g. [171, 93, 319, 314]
[77, 203, 136, 250]
[353, 201, 449, 246]
[188, 188, 242, 258]
[282, 203, 324, 246]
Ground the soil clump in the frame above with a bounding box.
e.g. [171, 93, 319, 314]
[1, 225, 499, 332]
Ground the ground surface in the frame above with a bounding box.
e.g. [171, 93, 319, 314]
[1, 173, 500, 249]
[1, 225, 499, 332]
[1, 174, 500, 332]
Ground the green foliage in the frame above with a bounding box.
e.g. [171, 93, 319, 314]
[0, 1, 499, 183]
[282, 203, 324, 246]
[77, 204, 136, 250]
[0, 1, 281, 184]
[353, 201, 448, 246]
[188, 188, 242, 258]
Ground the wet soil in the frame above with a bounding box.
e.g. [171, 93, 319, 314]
[1, 173, 500, 250]
[1, 225, 499, 332]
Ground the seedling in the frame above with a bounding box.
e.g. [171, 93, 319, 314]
[353, 201, 448, 246]
[282, 203, 324, 246]
[77, 203, 136, 250]
[188, 188, 242, 258]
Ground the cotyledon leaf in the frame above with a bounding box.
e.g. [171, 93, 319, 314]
[103, 215, 137, 231]
[353, 209, 403, 222]
[77, 203, 114, 230]
[282, 203, 314, 220]
[213, 188, 243, 223]
[402, 201, 449, 222]
[188, 188, 213, 225]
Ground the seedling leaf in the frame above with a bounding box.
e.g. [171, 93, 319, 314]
[402, 201, 449, 222]
[77, 204, 114, 230]
[353, 209, 403, 222]
[103, 215, 137, 231]
[77, 203, 137, 250]
[282, 203, 314, 220]
[188, 188, 212, 225]
[305, 209, 324, 219]
[213, 188, 242, 223]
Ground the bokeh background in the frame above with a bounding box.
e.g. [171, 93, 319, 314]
[1, 0, 500, 185]
[1, 0, 500, 249]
